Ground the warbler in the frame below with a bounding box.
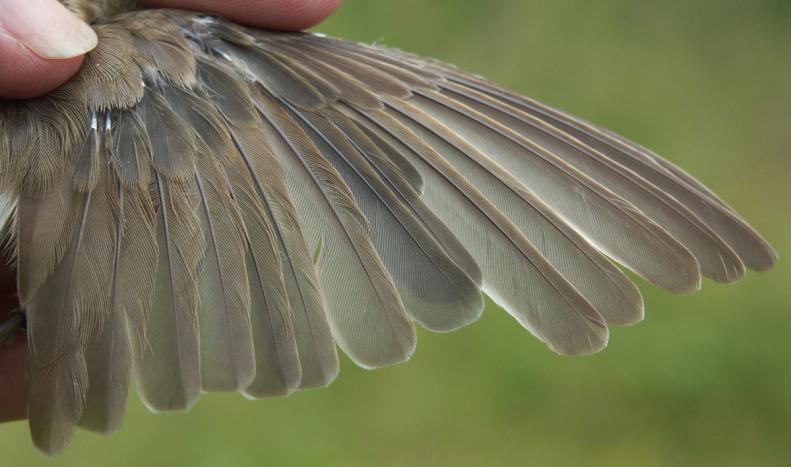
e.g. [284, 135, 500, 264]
[0, 0, 776, 455]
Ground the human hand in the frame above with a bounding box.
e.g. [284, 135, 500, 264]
[0, 0, 341, 98]
[0, 0, 341, 421]
[0, 260, 25, 422]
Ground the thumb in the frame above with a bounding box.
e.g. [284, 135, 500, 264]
[0, 261, 24, 423]
[0, 0, 97, 99]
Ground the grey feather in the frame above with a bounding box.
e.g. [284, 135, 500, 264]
[210, 41, 334, 110]
[79, 117, 133, 435]
[290, 107, 484, 331]
[403, 93, 701, 294]
[0, 194, 16, 234]
[22, 113, 118, 453]
[442, 73, 777, 272]
[0, 10, 776, 456]
[253, 91, 416, 368]
[227, 125, 336, 391]
[194, 156, 256, 392]
[357, 108, 609, 355]
[437, 82, 745, 283]
[344, 117, 478, 282]
[372, 103, 643, 326]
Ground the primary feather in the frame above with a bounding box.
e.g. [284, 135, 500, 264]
[0, 5, 776, 455]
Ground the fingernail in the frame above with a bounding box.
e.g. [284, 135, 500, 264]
[1, 0, 98, 59]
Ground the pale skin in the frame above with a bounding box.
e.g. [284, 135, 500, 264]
[0, 0, 341, 422]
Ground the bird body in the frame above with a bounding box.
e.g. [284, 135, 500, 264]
[0, 1, 776, 455]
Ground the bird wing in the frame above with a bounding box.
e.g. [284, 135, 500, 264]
[0, 10, 776, 455]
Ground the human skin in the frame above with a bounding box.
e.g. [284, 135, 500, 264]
[0, 0, 341, 422]
[0, 0, 341, 97]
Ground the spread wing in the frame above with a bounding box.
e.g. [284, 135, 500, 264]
[0, 10, 776, 455]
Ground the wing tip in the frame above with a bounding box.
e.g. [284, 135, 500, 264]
[242, 383, 299, 399]
[200, 368, 257, 394]
[604, 303, 646, 328]
[77, 412, 126, 437]
[547, 325, 610, 357]
[30, 421, 77, 458]
[707, 257, 747, 284]
[136, 385, 200, 415]
[408, 291, 485, 334]
[748, 243, 779, 273]
[346, 337, 417, 371]
[651, 256, 702, 295]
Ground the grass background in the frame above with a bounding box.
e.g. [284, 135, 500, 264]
[2, 0, 789, 465]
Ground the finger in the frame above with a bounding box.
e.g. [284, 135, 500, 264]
[141, 0, 342, 30]
[0, 335, 25, 423]
[0, 263, 25, 423]
[0, 0, 97, 99]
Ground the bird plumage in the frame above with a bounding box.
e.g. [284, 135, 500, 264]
[0, 4, 777, 455]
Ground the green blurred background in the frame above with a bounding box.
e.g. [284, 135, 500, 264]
[3, 0, 790, 465]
